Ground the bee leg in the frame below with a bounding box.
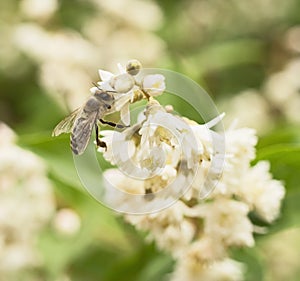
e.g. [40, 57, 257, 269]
[99, 119, 127, 129]
[95, 124, 107, 150]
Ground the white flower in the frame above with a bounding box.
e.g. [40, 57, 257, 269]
[213, 126, 258, 197]
[142, 74, 166, 96]
[0, 123, 55, 275]
[238, 161, 285, 222]
[14, 24, 99, 110]
[93, 66, 135, 126]
[110, 73, 135, 93]
[161, 165, 177, 181]
[98, 130, 136, 166]
[102, 168, 147, 213]
[140, 101, 199, 169]
[199, 198, 255, 247]
[185, 118, 225, 199]
[99, 101, 202, 185]
[126, 201, 197, 257]
[219, 89, 273, 133]
[20, 0, 58, 20]
[14, 24, 97, 65]
[96, 65, 136, 94]
[94, 62, 140, 126]
[171, 257, 245, 281]
[104, 169, 145, 195]
[93, 62, 168, 125]
[178, 237, 226, 263]
[265, 59, 300, 123]
[225, 127, 258, 167]
[92, 0, 163, 31]
[94, 61, 285, 281]
[40, 62, 92, 109]
[53, 208, 81, 236]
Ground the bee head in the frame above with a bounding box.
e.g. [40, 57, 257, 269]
[94, 89, 115, 108]
[100, 91, 113, 101]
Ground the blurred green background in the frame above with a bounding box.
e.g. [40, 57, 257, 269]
[1, 0, 300, 280]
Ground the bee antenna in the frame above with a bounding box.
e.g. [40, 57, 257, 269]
[92, 82, 102, 90]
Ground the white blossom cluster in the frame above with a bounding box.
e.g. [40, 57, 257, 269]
[8, 0, 165, 110]
[219, 90, 273, 133]
[272, 25, 300, 124]
[0, 123, 55, 279]
[96, 61, 285, 281]
[265, 58, 300, 124]
[91, 60, 165, 126]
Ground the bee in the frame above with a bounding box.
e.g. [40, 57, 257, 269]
[52, 87, 123, 155]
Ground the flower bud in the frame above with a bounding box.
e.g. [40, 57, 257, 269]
[126, 59, 142, 75]
[110, 73, 135, 93]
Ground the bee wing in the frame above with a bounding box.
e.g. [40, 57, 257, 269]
[52, 107, 82, 137]
[71, 110, 98, 155]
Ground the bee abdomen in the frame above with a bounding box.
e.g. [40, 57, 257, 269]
[70, 135, 79, 154]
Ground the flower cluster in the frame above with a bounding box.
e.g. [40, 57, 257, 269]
[96, 61, 285, 280]
[0, 123, 55, 279]
[219, 90, 273, 133]
[265, 58, 300, 124]
[91, 59, 165, 126]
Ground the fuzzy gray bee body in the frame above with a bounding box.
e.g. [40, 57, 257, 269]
[52, 89, 115, 155]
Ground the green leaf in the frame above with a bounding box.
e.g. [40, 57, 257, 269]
[230, 247, 264, 281]
[257, 126, 300, 149]
[268, 191, 300, 234]
[255, 143, 300, 191]
[39, 180, 132, 280]
[136, 254, 174, 281]
[100, 243, 173, 281]
[256, 144, 300, 162]
[19, 132, 83, 190]
[192, 39, 265, 75]
[255, 126, 300, 191]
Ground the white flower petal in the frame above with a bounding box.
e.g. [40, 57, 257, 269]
[98, 69, 114, 82]
[117, 63, 126, 73]
[98, 80, 115, 91]
[205, 112, 225, 129]
[142, 74, 166, 96]
[120, 102, 130, 126]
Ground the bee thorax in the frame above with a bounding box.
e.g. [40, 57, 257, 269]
[84, 97, 101, 112]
